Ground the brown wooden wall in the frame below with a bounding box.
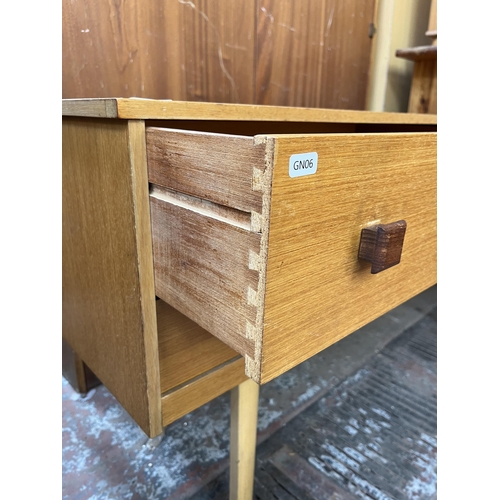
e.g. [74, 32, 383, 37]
[62, 0, 376, 109]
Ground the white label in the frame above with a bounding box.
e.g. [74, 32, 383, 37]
[289, 152, 318, 178]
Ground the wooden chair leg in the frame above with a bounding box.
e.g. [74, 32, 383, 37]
[230, 378, 259, 500]
[62, 338, 100, 394]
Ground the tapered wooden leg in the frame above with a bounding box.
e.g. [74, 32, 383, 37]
[230, 378, 259, 500]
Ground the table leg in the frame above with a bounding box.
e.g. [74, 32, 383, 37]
[62, 338, 100, 394]
[230, 378, 259, 500]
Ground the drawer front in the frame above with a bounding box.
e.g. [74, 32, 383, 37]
[259, 132, 436, 383]
[147, 129, 437, 384]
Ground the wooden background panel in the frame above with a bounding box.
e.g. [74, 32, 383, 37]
[318, 0, 377, 109]
[63, 0, 375, 109]
[62, 0, 255, 103]
[255, 0, 377, 108]
[62, 0, 161, 98]
[173, 0, 256, 103]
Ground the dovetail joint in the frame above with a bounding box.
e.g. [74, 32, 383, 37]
[252, 167, 264, 192]
[251, 212, 263, 233]
[249, 250, 261, 271]
[247, 287, 259, 307]
[246, 321, 256, 340]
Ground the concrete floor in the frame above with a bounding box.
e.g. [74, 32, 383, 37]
[194, 303, 437, 499]
[62, 286, 437, 499]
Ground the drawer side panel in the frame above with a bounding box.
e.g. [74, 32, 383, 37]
[146, 128, 265, 213]
[150, 196, 261, 359]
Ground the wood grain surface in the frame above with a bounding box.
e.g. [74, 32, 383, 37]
[62, 98, 437, 123]
[156, 299, 241, 394]
[62, 118, 162, 436]
[255, 0, 376, 108]
[62, 338, 100, 394]
[62, 0, 376, 109]
[258, 132, 437, 383]
[230, 379, 260, 500]
[128, 120, 163, 429]
[62, 0, 256, 103]
[407, 60, 437, 114]
[146, 128, 266, 213]
[170, 0, 257, 104]
[150, 195, 261, 358]
[161, 358, 247, 427]
[118, 99, 438, 123]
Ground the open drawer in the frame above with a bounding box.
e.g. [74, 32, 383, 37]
[63, 98, 436, 437]
[147, 128, 437, 384]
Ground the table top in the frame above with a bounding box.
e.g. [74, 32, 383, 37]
[62, 98, 437, 125]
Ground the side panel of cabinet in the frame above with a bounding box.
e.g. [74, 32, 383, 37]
[62, 117, 162, 437]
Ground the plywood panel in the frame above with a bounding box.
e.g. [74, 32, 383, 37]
[62, 0, 164, 98]
[172, 0, 256, 103]
[317, 0, 377, 109]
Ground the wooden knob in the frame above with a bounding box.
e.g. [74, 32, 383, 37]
[358, 220, 407, 274]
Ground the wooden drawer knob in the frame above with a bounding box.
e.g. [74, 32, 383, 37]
[358, 220, 407, 274]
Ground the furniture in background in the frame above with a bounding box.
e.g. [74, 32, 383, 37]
[63, 97, 436, 498]
[395, 0, 437, 113]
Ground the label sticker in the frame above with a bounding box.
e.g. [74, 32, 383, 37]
[289, 152, 318, 178]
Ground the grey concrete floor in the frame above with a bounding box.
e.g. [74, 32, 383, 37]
[194, 302, 437, 499]
[62, 285, 437, 499]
